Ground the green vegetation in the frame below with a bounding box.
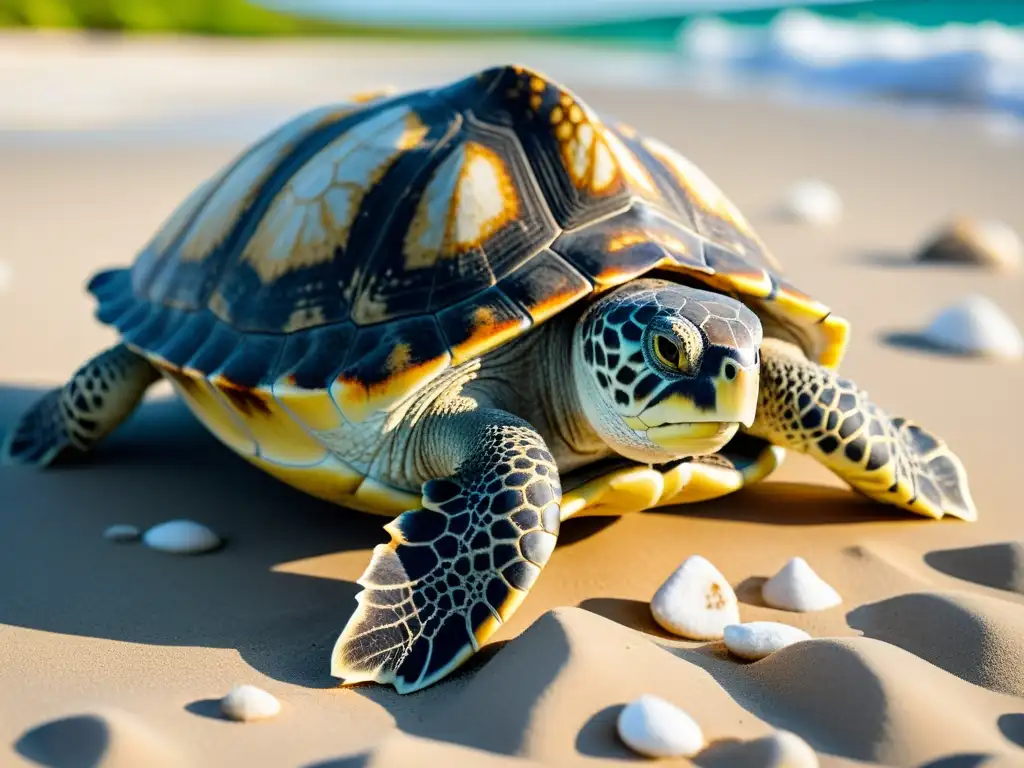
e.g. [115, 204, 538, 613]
[1, 0, 264, 34]
[0, 0, 487, 37]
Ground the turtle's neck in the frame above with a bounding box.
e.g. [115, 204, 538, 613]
[462, 313, 611, 473]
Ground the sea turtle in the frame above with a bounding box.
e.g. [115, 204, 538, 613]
[2, 65, 976, 694]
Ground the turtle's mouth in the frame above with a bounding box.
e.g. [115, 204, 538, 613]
[631, 365, 759, 435]
[644, 421, 741, 455]
[622, 416, 742, 456]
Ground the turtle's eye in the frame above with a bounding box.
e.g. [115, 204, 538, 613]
[652, 333, 684, 371]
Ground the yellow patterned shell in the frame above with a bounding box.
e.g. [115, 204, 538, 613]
[88, 65, 849, 427]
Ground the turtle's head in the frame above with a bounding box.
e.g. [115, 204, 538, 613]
[572, 279, 763, 463]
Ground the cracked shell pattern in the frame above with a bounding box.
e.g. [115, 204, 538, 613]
[90, 64, 845, 424]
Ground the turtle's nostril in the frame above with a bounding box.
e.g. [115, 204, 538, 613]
[724, 361, 738, 381]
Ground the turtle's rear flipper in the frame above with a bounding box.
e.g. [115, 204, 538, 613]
[749, 338, 977, 521]
[2, 344, 159, 468]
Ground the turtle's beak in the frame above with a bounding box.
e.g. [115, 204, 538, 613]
[712, 362, 759, 429]
[627, 357, 760, 456]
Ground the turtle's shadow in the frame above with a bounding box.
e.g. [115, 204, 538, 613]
[0, 384, 384, 689]
[0, 381, 915, 700]
[653, 482, 902, 526]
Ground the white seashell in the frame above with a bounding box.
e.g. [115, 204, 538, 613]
[616, 694, 704, 758]
[920, 295, 1023, 360]
[917, 218, 1022, 272]
[103, 524, 141, 543]
[142, 520, 221, 555]
[782, 180, 842, 226]
[762, 557, 842, 612]
[220, 684, 281, 722]
[0, 261, 12, 294]
[724, 621, 811, 660]
[746, 730, 819, 767]
[650, 555, 739, 640]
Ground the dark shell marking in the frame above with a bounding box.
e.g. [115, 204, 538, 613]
[89, 64, 847, 411]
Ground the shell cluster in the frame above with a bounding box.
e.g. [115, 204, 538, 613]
[649, 554, 840, 645]
[778, 188, 1021, 364]
[104, 520, 222, 555]
[907, 218, 1021, 361]
[620, 553, 840, 758]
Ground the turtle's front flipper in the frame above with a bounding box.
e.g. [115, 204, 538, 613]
[2, 343, 159, 467]
[747, 338, 976, 521]
[331, 409, 561, 694]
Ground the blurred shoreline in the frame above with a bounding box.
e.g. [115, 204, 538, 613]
[0, 32, 682, 135]
[2, 30, 1021, 145]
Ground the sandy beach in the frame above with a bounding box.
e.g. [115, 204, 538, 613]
[1, 34, 1024, 767]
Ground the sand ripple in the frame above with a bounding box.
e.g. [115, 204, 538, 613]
[344, 607, 1024, 766]
[848, 590, 1024, 698]
[926, 543, 1024, 595]
[15, 708, 187, 768]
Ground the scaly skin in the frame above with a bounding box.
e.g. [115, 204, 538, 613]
[330, 408, 562, 694]
[747, 338, 976, 520]
[1, 344, 159, 467]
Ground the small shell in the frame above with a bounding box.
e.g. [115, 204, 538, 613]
[616, 694, 704, 758]
[142, 520, 221, 555]
[920, 295, 1023, 360]
[724, 621, 811, 660]
[220, 684, 281, 722]
[917, 218, 1022, 272]
[650, 555, 739, 640]
[0, 261, 12, 293]
[762, 557, 841, 612]
[781, 180, 842, 226]
[103, 524, 141, 543]
[745, 730, 819, 767]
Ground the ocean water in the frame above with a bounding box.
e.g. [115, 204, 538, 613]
[259, 1, 866, 31]
[259, 0, 1024, 119]
[676, 7, 1024, 117]
[262, 0, 1024, 36]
